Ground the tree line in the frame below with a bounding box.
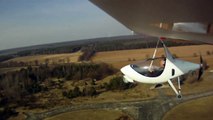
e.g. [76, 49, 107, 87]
[0, 37, 202, 63]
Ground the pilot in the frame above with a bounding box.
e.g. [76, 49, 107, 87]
[160, 58, 166, 67]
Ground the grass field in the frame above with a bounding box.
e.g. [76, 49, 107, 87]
[92, 45, 213, 69]
[45, 109, 133, 120]
[0, 66, 26, 74]
[0, 51, 82, 73]
[163, 96, 213, 120]
[4, 51, 82, 65]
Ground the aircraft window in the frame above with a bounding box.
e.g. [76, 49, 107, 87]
[172, 69, 175, 76]
[130, 57, 166, 77]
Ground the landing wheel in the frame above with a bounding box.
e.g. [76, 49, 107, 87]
[177, 94, 182, 99]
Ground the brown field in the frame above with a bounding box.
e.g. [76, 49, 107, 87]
[163, 96, 213, 120]
[92, 45, 213, 69]
[4, 51, 82, 64]
[45, 109, 133, 120]
[0, 67, 26, 74]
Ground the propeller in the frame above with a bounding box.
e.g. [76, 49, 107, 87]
[198, 55, 204, 80]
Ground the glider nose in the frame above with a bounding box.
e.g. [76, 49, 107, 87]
[121, 65, 135, 83]
[120, 65, 130, 75]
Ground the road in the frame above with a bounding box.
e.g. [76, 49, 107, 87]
[25, 90, 213, 120]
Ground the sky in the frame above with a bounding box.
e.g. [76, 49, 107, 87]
[0, 0, 131, 50]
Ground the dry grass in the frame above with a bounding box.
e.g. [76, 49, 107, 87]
[4, 51, 82, 64]
[0, 67, 26, 73]
[163, 96, 213, 120]
[92, 45, 213, 69]
[155, 73, 213, 97]
[45, 109, 133, 120]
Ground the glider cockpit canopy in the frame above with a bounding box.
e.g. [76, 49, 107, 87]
[130, 57, 166, 77]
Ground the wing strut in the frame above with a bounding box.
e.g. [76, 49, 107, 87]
[149, 39, 160, 72]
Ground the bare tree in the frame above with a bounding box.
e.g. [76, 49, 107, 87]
[34, 60, 39, 66]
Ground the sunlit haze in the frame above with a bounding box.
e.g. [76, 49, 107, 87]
[0, 0, 131, 50]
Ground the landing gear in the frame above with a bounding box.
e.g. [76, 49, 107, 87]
[177, 94, 182, 99]
[177, 77, 182, 99]
[168, 77, 182, 99]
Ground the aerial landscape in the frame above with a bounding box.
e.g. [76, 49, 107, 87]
[0, 0, 213, 120]
[0, 36, 212, 120]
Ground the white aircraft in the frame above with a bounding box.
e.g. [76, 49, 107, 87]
[121, 38, 203, 98]
[90, 0, 211, 98]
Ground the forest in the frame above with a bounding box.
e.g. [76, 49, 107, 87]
[0, 62, 118, 119]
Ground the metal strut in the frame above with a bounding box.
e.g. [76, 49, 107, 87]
[178, 77, 181, 94]
[149, 39, 160, 72]
[168, 79, 182, 99]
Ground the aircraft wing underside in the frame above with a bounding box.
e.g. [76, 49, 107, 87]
[90, 0, 213, 44]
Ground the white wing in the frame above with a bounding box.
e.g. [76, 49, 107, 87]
[90, 0, 213, 44]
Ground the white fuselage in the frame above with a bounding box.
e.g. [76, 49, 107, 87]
[120, 40, 201, 98]
[121, 55, 200, 84]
